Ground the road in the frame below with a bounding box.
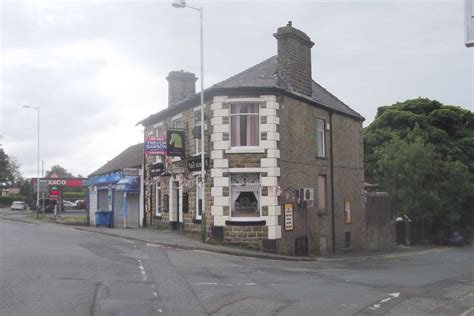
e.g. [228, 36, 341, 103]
[0, 209, 473, 316]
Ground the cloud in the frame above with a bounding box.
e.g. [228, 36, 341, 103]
[1, 0, 472, 178]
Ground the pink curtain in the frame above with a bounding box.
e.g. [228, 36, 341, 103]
[231, 104, 258, 147]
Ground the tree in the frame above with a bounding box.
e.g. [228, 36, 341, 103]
[45, 165, 74, 178]
[365, 98, 473, 239]
[0, 149, 22, 185]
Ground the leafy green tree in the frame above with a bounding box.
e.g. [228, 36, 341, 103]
[0, 149, 22, 185]
[365, 98, 473, 239]
[45, 165, 74, 178]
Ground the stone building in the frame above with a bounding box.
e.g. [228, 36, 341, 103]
[138, 22, 366, 255]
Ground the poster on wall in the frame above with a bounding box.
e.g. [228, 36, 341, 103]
[145, 136, 167, 155]
[89, 187, 97, 214]
[344, 200, 352, 224]
[166, 129, 185, 157]
[284, 203, 294, 231]
[107, 186, 113, 211]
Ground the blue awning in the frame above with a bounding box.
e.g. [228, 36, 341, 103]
[114, 176, 140, 193]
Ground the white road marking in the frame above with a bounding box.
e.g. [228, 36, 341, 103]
[153, 292, 158, 297]
[368, 293, 400, 311]
[191, 282, 257, 287]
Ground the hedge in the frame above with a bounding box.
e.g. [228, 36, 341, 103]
[63, 192, 86, 200]
[0, 195, 31, 207]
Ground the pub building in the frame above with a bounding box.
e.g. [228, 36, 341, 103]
[138, 23, 367, 255]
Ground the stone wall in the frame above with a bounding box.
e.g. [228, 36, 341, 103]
[223, 225, 268, 250]
[366, 192, 396, 250]
[144, 102, 214, 236]
[278, 95, 365, 255]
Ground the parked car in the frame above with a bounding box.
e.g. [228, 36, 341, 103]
[445, 231, 464, 247]
[11, 201, 27, 210]
[62, 200, 75, 210]
[74, 200, 86, 209]
[37, 199, 57, 213]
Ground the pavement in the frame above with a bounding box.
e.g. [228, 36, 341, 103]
[0, 208, 450, 263]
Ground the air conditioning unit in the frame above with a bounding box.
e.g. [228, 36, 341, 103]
[299, 188, 314, 201]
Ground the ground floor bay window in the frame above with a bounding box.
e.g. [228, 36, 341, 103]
[230, 173, 260, 218]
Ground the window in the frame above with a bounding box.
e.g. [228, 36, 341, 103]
[230, 173, 260, 217]
[230, 103, 259, 147]
[196, 178, 202, 220]
[155, 183, 161, 216]
[195, 110, 202, 155]
[317, 175, 327, 212]
[316, 118, 326, 158]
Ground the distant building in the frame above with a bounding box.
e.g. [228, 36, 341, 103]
[138, 22, 366, 255]
[87, 143, 144, 228]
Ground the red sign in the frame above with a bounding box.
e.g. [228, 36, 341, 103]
[31, 178, 86, 187]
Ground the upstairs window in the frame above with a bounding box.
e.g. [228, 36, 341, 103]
[316, 118, 326, 158]
[195, 110, 202, 155]
[230, 103, 259, 147]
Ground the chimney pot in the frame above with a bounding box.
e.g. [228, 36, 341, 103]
[274, 22, 314, 96]
[166, 70, 197, 107]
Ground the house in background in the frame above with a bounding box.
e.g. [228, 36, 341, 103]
[87, 143, 144, 228]
[138, 22, 366, 255]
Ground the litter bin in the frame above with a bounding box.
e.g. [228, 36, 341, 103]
[95, 211, 112, 227]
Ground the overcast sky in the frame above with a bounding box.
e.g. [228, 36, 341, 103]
[1, 0, 472, 178]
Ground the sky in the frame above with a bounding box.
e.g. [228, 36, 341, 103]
[1, 0, 472, 178]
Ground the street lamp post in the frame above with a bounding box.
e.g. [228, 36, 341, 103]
[172, 0, 206, 241]
[23, 105, 40, 218]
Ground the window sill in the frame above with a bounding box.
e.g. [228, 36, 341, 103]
[315, 155, 328, 160]
[225, 148, 265, 154]
[225, 219, 266, 226]
[193, 218, 202, 224]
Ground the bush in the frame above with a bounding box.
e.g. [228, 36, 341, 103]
[0, 195, 30, 207]
[63, 192, 85, 200]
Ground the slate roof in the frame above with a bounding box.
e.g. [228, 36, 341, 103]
[138, 55, 363, 126]
[89, 143, 143, 177]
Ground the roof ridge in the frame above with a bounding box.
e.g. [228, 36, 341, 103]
[311, 80, 363, 118]
[212, 55, 277, 88]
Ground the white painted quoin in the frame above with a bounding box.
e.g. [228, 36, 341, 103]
[210, 95, 282, 240]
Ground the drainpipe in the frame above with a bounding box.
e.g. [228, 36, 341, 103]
[330, 112, 336, 254]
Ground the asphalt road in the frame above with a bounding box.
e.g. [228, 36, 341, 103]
[0, 210, 473, 316]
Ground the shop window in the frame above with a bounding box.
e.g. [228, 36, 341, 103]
[230, 103, 259, 147]
[316, 118, 326, 158]
[155, 184, 161, 216]
[230, 173, 260, 217]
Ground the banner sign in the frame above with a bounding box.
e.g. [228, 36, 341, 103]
[150, 163, 165, 177]
[284, 203, 294, 231]
[145, 136, 167, 155]
[187, 156, 209, 172]
[344, 200, 352, 224]
[32, 178, 86, 187]
[167, 129, 185, 157]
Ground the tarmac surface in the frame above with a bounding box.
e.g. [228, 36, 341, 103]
[1, 208, 473, 315]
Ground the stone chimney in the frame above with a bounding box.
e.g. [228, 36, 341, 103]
[166, 70, 197, 107]
[273, 21, 315, 96]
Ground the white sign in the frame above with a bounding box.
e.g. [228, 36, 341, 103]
[89, 187, 97, 225]
[284, 203, 294, 231]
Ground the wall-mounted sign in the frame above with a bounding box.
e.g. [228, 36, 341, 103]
[284, 203, 294, 231]
[167, 129, 185, 157]
[86, 173, 122, 186]
[187, 156, 209, 171]
[344, 200, 352, 224]
[107, 187, 113, 211]
[123, 168, 139, 176]
[32, 178, 86, 187]
[145, 136, 167, 155]
[150, 163, 165, 177]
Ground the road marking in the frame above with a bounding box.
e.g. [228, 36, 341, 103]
[191, 282, 257, 287]
[368, 293, 400, 311]
[153, 292, 158, 297]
